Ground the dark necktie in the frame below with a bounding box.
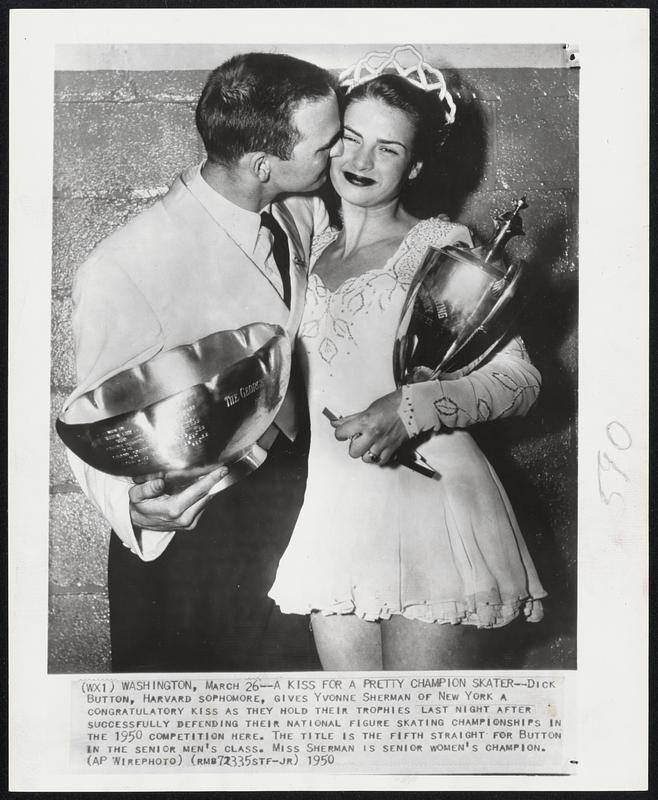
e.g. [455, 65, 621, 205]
[259, 211, 291, 308]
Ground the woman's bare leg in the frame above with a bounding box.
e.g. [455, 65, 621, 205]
[381, 615, 483, 670]
[311, 612, 383, 670]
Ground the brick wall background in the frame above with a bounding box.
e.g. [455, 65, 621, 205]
[49, 65, 578, 673]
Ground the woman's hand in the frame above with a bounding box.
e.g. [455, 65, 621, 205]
[331, 389, 409, 465]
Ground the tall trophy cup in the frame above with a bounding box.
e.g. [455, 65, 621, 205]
[393, 197, 530, 478]
[56, 322, 291, 493]
[394, 197, 529, 385]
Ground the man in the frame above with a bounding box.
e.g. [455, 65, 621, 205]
[64, 52, 342, 671]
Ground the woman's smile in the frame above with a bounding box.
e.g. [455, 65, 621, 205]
[342, 171, 376, 187]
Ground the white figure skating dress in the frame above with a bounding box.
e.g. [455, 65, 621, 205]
[269, 219, 546, 627]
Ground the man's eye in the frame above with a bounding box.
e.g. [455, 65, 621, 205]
[379, 146, 397, 155]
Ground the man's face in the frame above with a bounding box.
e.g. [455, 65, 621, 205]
[270, 92, 343, 194]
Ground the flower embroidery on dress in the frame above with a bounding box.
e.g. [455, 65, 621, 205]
[301, 218, 467, 364]
[319, 337, 338, 364]
[299, 318, 320, 339]
[491, 368, 541, 418]
[427, 336, 541, 428]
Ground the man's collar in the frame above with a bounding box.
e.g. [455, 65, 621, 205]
[188, 162, 268, 255]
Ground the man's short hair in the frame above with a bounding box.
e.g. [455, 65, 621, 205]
[196, 52, 338, 166]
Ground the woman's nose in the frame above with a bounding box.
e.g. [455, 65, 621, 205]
[352, 145, 374, 171]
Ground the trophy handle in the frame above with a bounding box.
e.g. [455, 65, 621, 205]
[162, 442, 269, 495]
[207, 444, 269, 494]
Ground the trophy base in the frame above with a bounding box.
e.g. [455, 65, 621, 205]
[161, 444, 269, 495]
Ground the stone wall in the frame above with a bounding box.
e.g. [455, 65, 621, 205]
[49, 66, 578, 672]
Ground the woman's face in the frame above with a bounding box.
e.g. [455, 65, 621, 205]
[330, 97, 422, 209]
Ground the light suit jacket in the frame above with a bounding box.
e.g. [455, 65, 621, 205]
[64, 164, 329, 560]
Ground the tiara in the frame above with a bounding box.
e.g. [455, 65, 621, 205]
[338, 45, 457, 125]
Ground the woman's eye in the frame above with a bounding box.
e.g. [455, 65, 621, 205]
[342, 134, 359, 143]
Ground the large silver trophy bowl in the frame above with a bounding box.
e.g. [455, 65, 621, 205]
[56, 322, 291, 492]
[394, 198, 529, 385]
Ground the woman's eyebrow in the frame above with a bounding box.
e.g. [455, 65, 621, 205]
[343, 124, 408, 150]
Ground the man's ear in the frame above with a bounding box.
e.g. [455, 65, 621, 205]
[242, 152, 271, 183]
[408, 160, 423, 182]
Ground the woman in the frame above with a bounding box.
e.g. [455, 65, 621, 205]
[269, 47, 546, 670]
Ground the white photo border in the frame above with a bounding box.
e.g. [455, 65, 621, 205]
[9, 7, 649, 791]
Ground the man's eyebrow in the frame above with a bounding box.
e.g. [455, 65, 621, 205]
[343, 124, 408, 150]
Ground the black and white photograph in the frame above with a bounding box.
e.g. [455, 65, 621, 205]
[48, 41, 577, 676]
[9, 8, 648, 791]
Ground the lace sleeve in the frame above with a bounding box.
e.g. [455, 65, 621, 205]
[403, 335, 541, 433]
[393, 217, 473, 286]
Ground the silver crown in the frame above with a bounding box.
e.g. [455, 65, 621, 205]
[338, 45, 456, 125]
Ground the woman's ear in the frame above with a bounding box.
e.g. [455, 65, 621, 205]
[408, 161, 423, 182]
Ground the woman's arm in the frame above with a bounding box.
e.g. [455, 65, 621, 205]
[332, 334, 540, 464]
[402, 335, 541, 436]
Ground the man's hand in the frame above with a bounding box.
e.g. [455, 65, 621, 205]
[331, 390, 409, 466]
[129, 466, 227, 531]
